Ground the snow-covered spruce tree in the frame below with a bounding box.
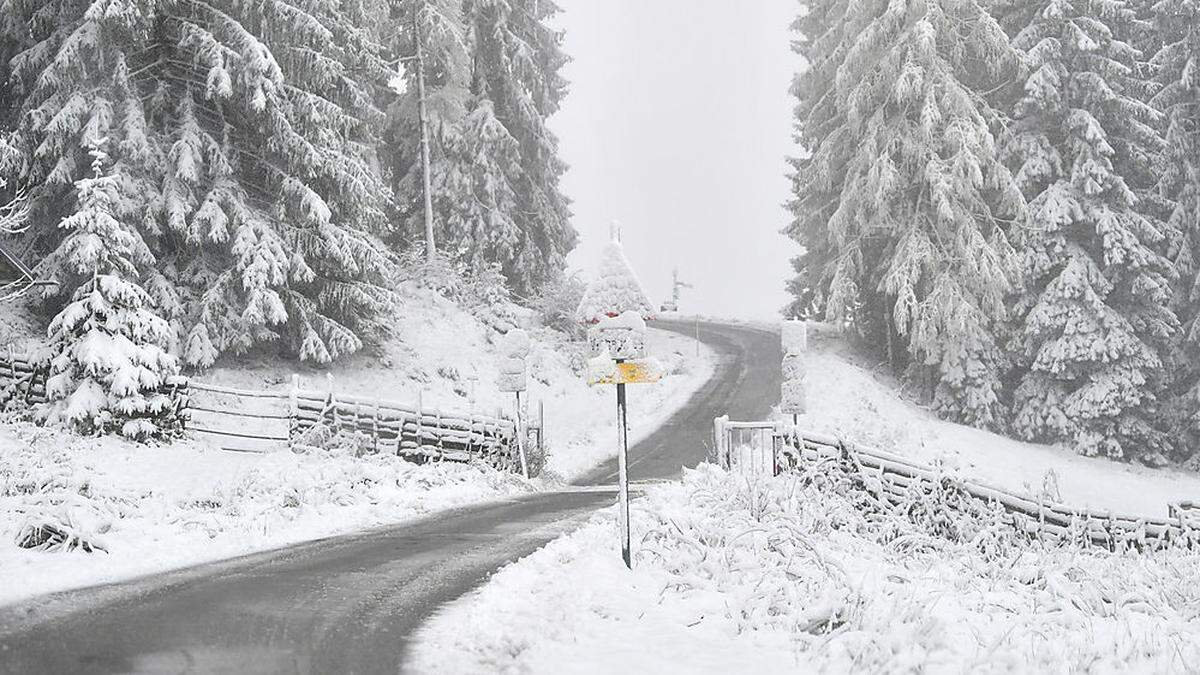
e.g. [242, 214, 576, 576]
[464, 0, 575, 296]
[785, 0, 859, 323]
[437, 99, 523, 278]
[785, 0, 1025, 428]
[2, 0, 397, 369]
[1151, 0, 1200, 458]
[1003, 0, 1177, 461]
[575, 236, 653, 324]
[157, 0, 396, 367]
[386, 0, 472, 256]
[43, 140, 179, 439]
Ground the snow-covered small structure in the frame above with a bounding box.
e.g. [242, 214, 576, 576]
[496, 329, 531, 393]
[576, 236, 654, 324]
[780, 320, 807, 415]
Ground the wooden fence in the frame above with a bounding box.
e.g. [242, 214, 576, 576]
[0, 351, 532, 473]
[714, 417, 1200, 551]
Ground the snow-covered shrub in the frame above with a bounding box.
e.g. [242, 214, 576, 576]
[399, 251, 518, 331]
[529, 272, 586, 338]
[39, 142, 180, 440]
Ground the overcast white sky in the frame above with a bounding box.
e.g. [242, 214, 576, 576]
[551, 0, 799, 320]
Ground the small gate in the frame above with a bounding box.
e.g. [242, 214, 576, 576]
[712, 416, 779, 478]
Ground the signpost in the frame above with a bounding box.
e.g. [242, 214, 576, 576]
[781, 320, 808, 427]
[585, 312, 661, 569]
[497, 329, 531, 478]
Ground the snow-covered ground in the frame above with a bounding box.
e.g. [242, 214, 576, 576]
[0, 291, 714, 607]
[798, 326, 1200, 517]
[0, 419, 534, 607]
[194, 285, 715, 480]
[411, 465, 1200, 674]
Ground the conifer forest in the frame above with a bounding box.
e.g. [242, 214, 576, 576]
[786, 0, 1200, 465]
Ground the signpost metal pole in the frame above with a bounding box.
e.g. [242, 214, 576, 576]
[615, 371, 631, 569]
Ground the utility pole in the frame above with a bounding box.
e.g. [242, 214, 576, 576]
[413, 0, 436, 261]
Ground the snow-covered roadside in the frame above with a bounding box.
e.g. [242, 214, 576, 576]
[0, 420, 535, 607]
[0, 321, 714, 607]
[197, 286, 715, 481]
[798, 327, 1200, 517]
[543, 327, 715, 479]
[410, 465, 1200, 674]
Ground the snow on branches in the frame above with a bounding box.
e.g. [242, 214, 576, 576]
[42, 140, 179, 440]
[575, 236, 654, 324]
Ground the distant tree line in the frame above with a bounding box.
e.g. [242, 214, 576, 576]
[785, 0, 1200, 464]
[0, 0, 574, 437]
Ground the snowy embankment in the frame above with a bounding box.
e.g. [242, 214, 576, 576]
[410, 465, 1200, 674]
[0, 420, 531, 607]
[196, 286, 715, 480]
[0, 291, 714, 607]
[799, 327, 1200, 517]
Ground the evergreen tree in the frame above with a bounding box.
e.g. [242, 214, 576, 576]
[1151, 0, 1200, 457]
[785, 0, 1025, 428]
[465, 0, 575, 295]
[386, 0, 472, 255]
[1, 0, 398, 369]
[42, 139, 178, 439]
[1004, 0, 1176, 461]
[784, 0, 854, 322]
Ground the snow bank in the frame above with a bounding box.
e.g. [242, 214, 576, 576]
[797, 327, 1200, 517]
[0, 419, 532, 607]
[410, 465, 1200, 674]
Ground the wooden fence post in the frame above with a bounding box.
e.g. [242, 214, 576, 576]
[416, 391, 424, 459]
[372, 397, 381, 453]
[288, 374, 299, 451]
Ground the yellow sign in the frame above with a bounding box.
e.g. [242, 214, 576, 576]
[588, 360, 663, 385]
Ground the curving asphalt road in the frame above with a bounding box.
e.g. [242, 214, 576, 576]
[0, 321, 781, 675]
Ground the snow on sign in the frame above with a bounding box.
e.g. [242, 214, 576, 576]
[780, 320, 807, 416]
[497, 329, 531, 393]
[587, 353, 663, 385]
[587, 311, 647, 360]
[577, 233, 658, 570]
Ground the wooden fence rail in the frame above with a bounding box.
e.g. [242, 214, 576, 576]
[714, 417, 1200, 551]
[1, 352, 531, 474]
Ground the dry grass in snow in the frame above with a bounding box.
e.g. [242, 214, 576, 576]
[411, 464, 1200, 674]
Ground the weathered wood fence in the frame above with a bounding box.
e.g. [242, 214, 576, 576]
[713, 416, 1200, 551]
[0, 351, 533, 473]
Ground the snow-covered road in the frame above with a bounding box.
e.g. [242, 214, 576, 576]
[0, 321, 782, 674]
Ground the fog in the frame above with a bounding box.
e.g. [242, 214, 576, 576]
[552, 0, 798, 320]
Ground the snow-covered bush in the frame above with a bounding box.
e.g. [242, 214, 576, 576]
[399, 251, 518, 331]
[39, 142, 180, 440]
[529, 272, 586, 338]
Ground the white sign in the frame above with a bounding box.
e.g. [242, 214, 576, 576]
[780, 321, 807, 415]
[497, 329, 531, 393]
[587, 311, 647, 361]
